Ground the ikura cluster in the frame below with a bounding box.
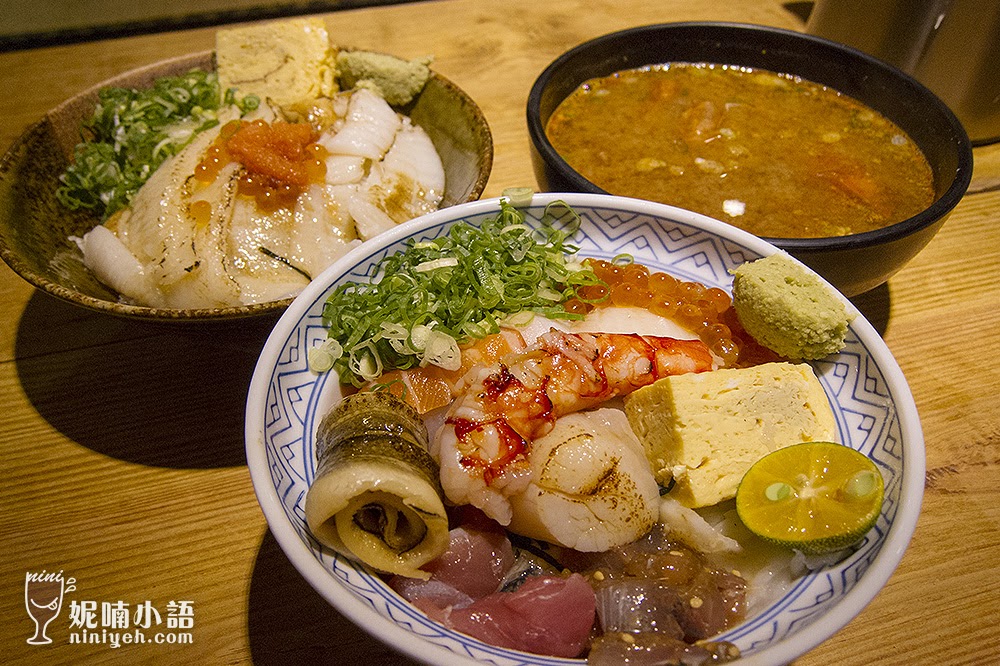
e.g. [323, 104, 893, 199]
[194, 119, 329, 211]
[567, 259, 772, 367]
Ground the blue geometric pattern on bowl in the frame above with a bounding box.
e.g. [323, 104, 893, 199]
[249, 195, 921, 666]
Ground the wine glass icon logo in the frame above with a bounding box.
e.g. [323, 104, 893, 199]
[25, 572, 65, 645]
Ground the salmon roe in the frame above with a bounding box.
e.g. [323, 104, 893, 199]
[194, 119, 328, 210]
[570, 258, 777, 368]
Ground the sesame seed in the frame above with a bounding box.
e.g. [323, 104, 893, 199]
[689, 596, 704, 608]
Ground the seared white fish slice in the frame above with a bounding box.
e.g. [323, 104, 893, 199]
[113, 112, 244, 307]
[324, 154, 366, 185]
[319, 88, 401, 159]
[71, 225, 164, 307]
[367, 118, 446, 224]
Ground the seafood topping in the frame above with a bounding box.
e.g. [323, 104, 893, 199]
[564, 524, 745, 661]
[432, 573, 596, 658]
[304, 392, 450, 579]
[300, 197, 854, 661]
[433, 329, 713, 525]
[451, 413, 529, 487]
[195, 119, 328, 209]
[353, 502, 426, 552]
[588, 632, 740, 666]
[505, 408, 661, 552]
[392, 512, 596, 658]
[390, 514, 515, 607]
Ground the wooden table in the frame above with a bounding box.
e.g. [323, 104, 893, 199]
[1, 1, 997, 663]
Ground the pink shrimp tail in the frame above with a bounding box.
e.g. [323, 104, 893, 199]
[536, 330, 713, 414]
[468, 329, 715, 442]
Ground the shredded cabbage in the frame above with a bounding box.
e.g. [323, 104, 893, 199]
[318, 199, 608, 385]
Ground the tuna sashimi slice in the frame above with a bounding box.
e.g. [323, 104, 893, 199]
[391, 522, 515, 606]
[431, 574, 596, 658]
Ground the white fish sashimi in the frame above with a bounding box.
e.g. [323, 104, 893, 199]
[324, 154, 366, 185]
[71, 225, 164, 307]
[381, 119, 446, 195]
[319, 88, 401, 159]
[366, 118, 446, 224]
[345, 188, 399, 240]
[506, 408, 660, 552]
[291, 184, 358, 274]
[225, 196, 311, 304]
[225, 185, 354, 304]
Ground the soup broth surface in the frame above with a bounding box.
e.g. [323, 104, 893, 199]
[545, 63, 935, 238]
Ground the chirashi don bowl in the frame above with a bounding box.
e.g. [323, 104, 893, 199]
[0, 49, 493, 322]
[245, 192, 923, 665]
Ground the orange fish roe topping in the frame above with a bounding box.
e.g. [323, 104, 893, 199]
[194, 119, 328, 210]
[188, 199, 213, 227]
[571, 258, 779, 368]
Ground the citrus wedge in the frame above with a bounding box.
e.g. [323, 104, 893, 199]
[735, 441, 884, 555]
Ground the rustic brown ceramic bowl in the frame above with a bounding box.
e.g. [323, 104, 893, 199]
[526, 22, 973, 297]
[0, 51, 493, 322]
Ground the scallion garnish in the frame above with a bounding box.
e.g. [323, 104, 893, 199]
[56, 68, 259, 220]
[317, 199, 608, 385]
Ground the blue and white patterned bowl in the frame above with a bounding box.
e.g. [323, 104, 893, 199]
[245, 193, 924, 665]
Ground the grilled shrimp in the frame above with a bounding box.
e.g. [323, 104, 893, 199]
[431, 328, 714, 525]
[369, 327, 528, 414]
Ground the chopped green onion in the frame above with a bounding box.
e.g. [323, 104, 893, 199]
[56, 68, 258, 220]
[422, 329, 462, 371]
[502, 186, 535, 208]
[415, 257, 459, 272]
[320, 199, 609, 386]
[307, 338, 344, 373]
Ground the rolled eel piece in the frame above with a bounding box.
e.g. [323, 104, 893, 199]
[305, 391, 450, 579]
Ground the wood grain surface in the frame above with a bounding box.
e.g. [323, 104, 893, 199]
[1, 1, 998, 664]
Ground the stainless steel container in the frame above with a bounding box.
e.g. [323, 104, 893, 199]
[807, 0, 1000, 145]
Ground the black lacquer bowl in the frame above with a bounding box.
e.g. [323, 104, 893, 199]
[527, 22, 973, 296]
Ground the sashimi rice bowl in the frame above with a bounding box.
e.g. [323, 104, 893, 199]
[245, 192, 923, 665]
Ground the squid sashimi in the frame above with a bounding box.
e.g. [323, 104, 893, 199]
[505, 408, 660, 552]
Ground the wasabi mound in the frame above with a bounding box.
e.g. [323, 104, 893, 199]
[336, 50, 432, 107]
[732, 253, 855, 360]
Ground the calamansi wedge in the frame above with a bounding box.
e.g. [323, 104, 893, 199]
[735, 441, 884, 555]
